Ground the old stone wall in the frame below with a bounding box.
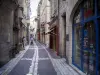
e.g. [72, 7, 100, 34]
[0, 0, 16, 66]
[59, 0, 80, 63]
[58, 0, 67, 57]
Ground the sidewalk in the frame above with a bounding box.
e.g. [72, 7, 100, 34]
[0, 45, 29, 75]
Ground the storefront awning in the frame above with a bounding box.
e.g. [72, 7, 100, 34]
[47, 31, 57, 35]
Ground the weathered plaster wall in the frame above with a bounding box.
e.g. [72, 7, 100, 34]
[0, 1, 15, 66]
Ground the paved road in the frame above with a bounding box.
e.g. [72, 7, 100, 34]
[6, 40, 79, 75]
[8, 41, 57, 75]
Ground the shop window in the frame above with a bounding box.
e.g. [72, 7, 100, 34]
[73, 0, 99, 74]
[74, 9, 81, 24]
[74, 24, 82, 67]
[97, 0, 100, 15]
[98, 19, 100, 75]
[83, 22, 96, 49]
[84, 0, 94, 19]
[83, 21, 96, 75]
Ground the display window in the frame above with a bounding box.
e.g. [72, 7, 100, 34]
[83, 22, 96, 50]
[97, 0, 100, 15]
[83, 21, 96, 75]
[73, 24, 82, 67]
[83, 0, 94, 19]
[98, 19, 100, 75]
[72, 0, 99, 75]
[74, 9, 81, 24]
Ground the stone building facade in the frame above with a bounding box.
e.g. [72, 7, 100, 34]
[58, 0, 67, 58]
[36, 1, 41, 41]
[49, 0, 59, 55]
[0, 0, 18, 67]
[22, 0, 30, 45]
[25, 0, 30, 44]
[36, 0, 100, 74]
[37, 0, 50, 47]
[0, 0, 30, 67]
[59, 0, 100, 75]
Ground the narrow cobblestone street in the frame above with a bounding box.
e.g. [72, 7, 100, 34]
[0, 40, 79, 75]
[0, 0, 100, 75]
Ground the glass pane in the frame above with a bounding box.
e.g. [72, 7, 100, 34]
[83, 21, 96, 75]
[98, 19, 100, 75]
[83, 22, 96, 49]
[84, 0, 94, 19]
[74, 24, 81, 67]
[74, 9, 81, 24]
[97, 0, 100, 15]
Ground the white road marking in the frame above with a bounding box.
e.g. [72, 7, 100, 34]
[38, 58, 49, 60]
[27, 41, 39, 75]
[36, 41, 62, 75]
[21, 58, 32, 61]
[27, 42, 37, 75]
[37, 41, 79, 75]
[29, 48, 35, 49]
[2, 46, 29, 75]
[33, 42, 38, 75]
[27, 74, 32, 75]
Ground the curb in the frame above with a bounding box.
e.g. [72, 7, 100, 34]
[0, 45, 29, 75]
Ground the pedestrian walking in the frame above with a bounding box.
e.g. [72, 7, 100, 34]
[30, 37, 33, 45]
[22, 36, 26, 49]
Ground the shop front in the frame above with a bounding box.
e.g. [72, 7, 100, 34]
[49, 27, 57, 51]
[72, 0, 99, 75]
[37, 29, 40, 41]
[41, 23, 45, 43]
[49, 19, 59, 55]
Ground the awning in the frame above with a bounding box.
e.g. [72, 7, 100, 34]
[47, 31, 57, 35]
[49, 32, 57, 35]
